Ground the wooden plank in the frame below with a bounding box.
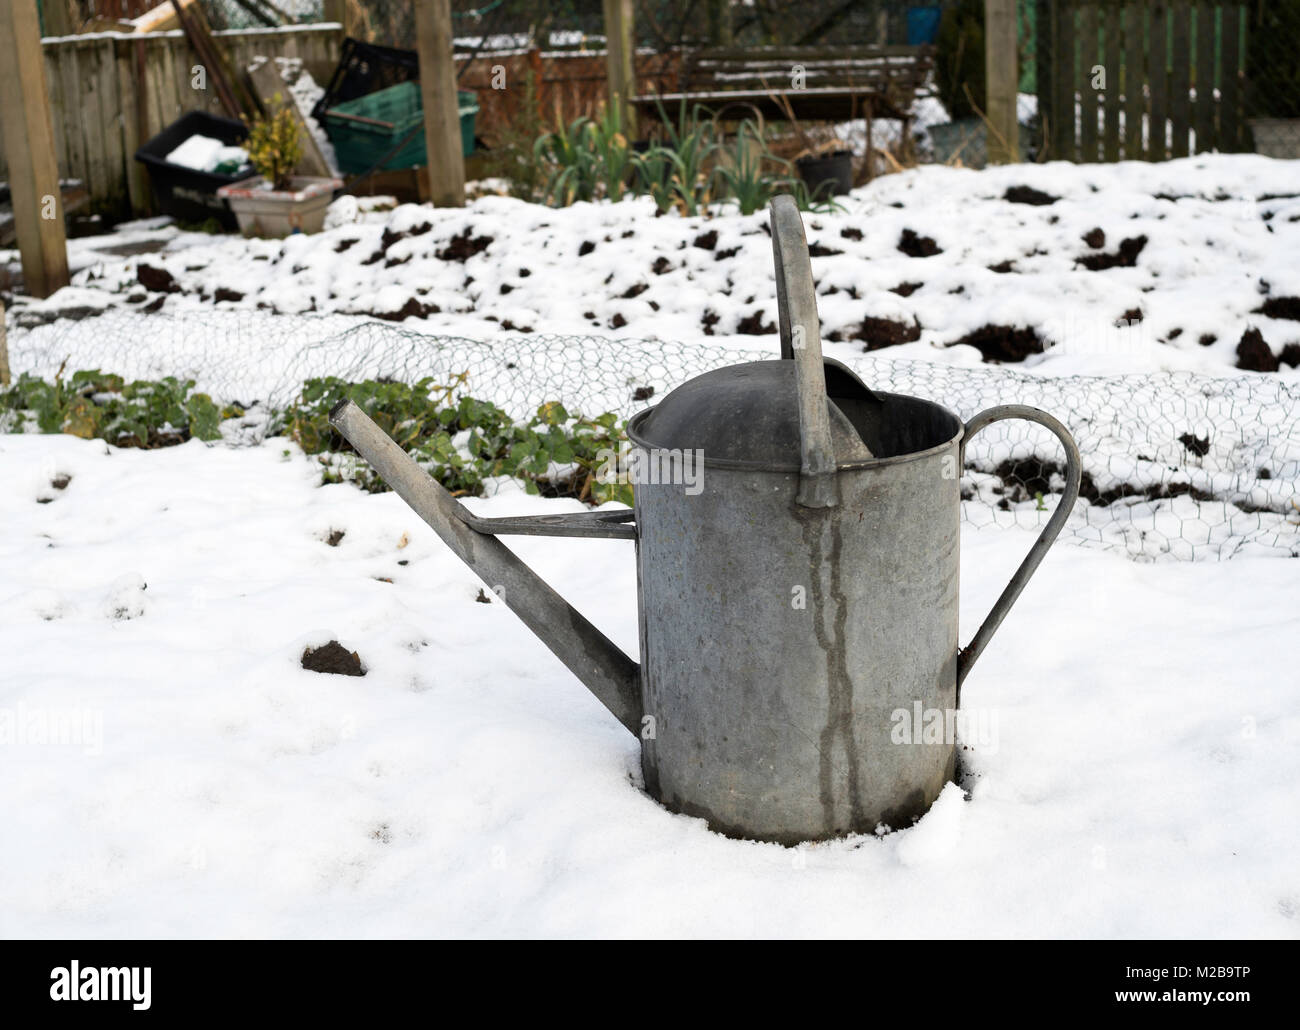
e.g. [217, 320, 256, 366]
[1218, 1, 1241, 151]
[94, 37, 126, 217]
[249, 59, 331, 178]
[985, 0, 1019, 163]
[1123, 2, 1144, 159]
[0, 0, 69, 297]
[415, 0, 465, 207]
[118, 36, 151, 216]
[79, 41, 110, 210]
[1054, 1, 1076, 159]
[42, 44, 67, 176]
[1169, 1, 1191, 157]
[1148, 1, 1169, 160]
[1079, 2, 1100, 161]
[1193, 2, 1215, 153]
[1102, 1, 1122, 161]
[57, 40, 86, 185]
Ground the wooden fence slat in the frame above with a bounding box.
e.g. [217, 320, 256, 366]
[1079, 2, 1099, 162]
[1122, 2, 1144, 159]
[1169, 2, 1191, 157]
[81, 42, 110, 211]
[1219, 1, 1241, 151]
[1148, 1, 1169, 160]
[41, 46, 67, 179]
[1102, 1, 1122, 161]
[1054, 1, 1076, 159]
[95, 38, 126, 217]
[1193, 2, 1216, 153]
[117, 36, 150, 214]
[58, 42, 86, 185]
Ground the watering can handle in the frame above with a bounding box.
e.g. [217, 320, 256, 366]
[957, 405, 1082, 693]
[770, 195, 838, 509]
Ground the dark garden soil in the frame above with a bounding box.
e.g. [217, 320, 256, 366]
[301, 640, 365, 676]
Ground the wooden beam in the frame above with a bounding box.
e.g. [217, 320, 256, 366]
[602, 0, 636, 137]
[415, 0, 465, 208]
[984, 0, 1019, 163]
[249, 59, 332, 178]
[0, 0, 69, 298]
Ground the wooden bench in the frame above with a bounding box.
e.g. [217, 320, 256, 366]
[631, 44, 934, 126]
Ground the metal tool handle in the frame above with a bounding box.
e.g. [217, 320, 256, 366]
[957, 405, 1082, 692]
[770, 195, 837, 509]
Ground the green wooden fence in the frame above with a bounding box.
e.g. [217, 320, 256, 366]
[1037, 0, 1249, 161]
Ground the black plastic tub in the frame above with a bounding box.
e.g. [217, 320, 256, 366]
[796, 149, 853, 198]
[134, 111, 250, 230]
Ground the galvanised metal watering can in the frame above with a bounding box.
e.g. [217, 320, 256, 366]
[328, 196, 1082, 844]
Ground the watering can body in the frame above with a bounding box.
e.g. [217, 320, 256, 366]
[327, 196, 1082, 845]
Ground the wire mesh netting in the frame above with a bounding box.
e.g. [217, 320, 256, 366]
[9, 309, 1300, 562]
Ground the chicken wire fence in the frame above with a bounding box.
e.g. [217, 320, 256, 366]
[10, 308, 1300, 562]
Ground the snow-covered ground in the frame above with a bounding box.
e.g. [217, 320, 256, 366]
[8, 155, 1300, 378]
[2, 154, 1299, 937]
[0, 433, 1297, 938]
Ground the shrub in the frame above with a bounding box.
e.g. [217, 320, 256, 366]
[243, 99, 304, 191]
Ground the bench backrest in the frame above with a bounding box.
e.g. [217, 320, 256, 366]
[681, 45, 934, 97]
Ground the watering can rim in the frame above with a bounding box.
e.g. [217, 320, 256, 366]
[627, 363, 965, 474]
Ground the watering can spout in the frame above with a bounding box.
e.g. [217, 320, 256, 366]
[327, 399, 643, 736]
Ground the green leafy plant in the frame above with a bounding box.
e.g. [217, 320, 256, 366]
[534, 101, 634, 207]
[280, 376, 633, 505]
[243, 98, 304, 191]
[632, 99, 721, 216]
[936, 0, 986, 122]
[0, 367, 228, 446]
[715, 118, 799, 215]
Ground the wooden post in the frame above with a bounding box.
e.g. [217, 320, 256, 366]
[601, 0, 635, 137]
[41, 0, 73, 36]
[0, 298, 9, 387]
[0, 0, 70, 298]
[984, 0, 1019, 163]
[415, 0, 465, 208]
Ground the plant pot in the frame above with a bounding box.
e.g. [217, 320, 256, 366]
[216, 176, 342, 239]
[796, 149, 853, 198]
[1249, 118, 1300, 160]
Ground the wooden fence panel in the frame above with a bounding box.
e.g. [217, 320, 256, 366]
[1078, 2, 1099, 161]
[0, 25, 342, 217]
[1041, 0, 1247, 163]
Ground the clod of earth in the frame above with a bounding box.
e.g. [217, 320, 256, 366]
[951, 324, 1044, 363]
[622, 283, 649, 299]
[374, 298, 440, 322]
[301, 640, 365, 677]
[735, 310, 776, 335]
[436, 228, 492, 262]
[326, 529, 345, 547]
[1198, 333, 1217, 346]
[1178, 433, 1210, 457]
[213, 287, 243, 303]
[632, 385, 655, 401]
[1082, 227, 1106, 249]
[830, 316, 922, 351]
[136, 264, 179, 293]
[651, 256, 673, 275]
[578, 240, 596, 256]
[898, 229, 942, 258]
[1256, 297, 1300, 321]
[51, 474, 71, 490]
[475, 589, 492, 604]
[988, 260, 1016, 274]
[807, 242, 843, 257]
[1236, 327, 1278, 372]
[840, 227, 864, 241]
[693, 229, 718, 251]
[890, 282, 922, 297]
[1076, 235, 1147, 271]
[1117, 308, 1143, 324]
[1279, 343, 1300, 368]
[1004, 185, 1059, 206]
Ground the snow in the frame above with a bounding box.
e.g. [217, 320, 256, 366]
[3, 153, 1300, 936]
[162, 135, 250, 175]
[0, 432, 1297, 937]
[10, 154, 1299, 380]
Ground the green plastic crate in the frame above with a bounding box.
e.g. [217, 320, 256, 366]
[321, 81, 478, 175]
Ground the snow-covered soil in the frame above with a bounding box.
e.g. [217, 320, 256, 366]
[7, 155, 1300, 379]
[4, 154, 1300, 937]
[1, 433, 1297, 938]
